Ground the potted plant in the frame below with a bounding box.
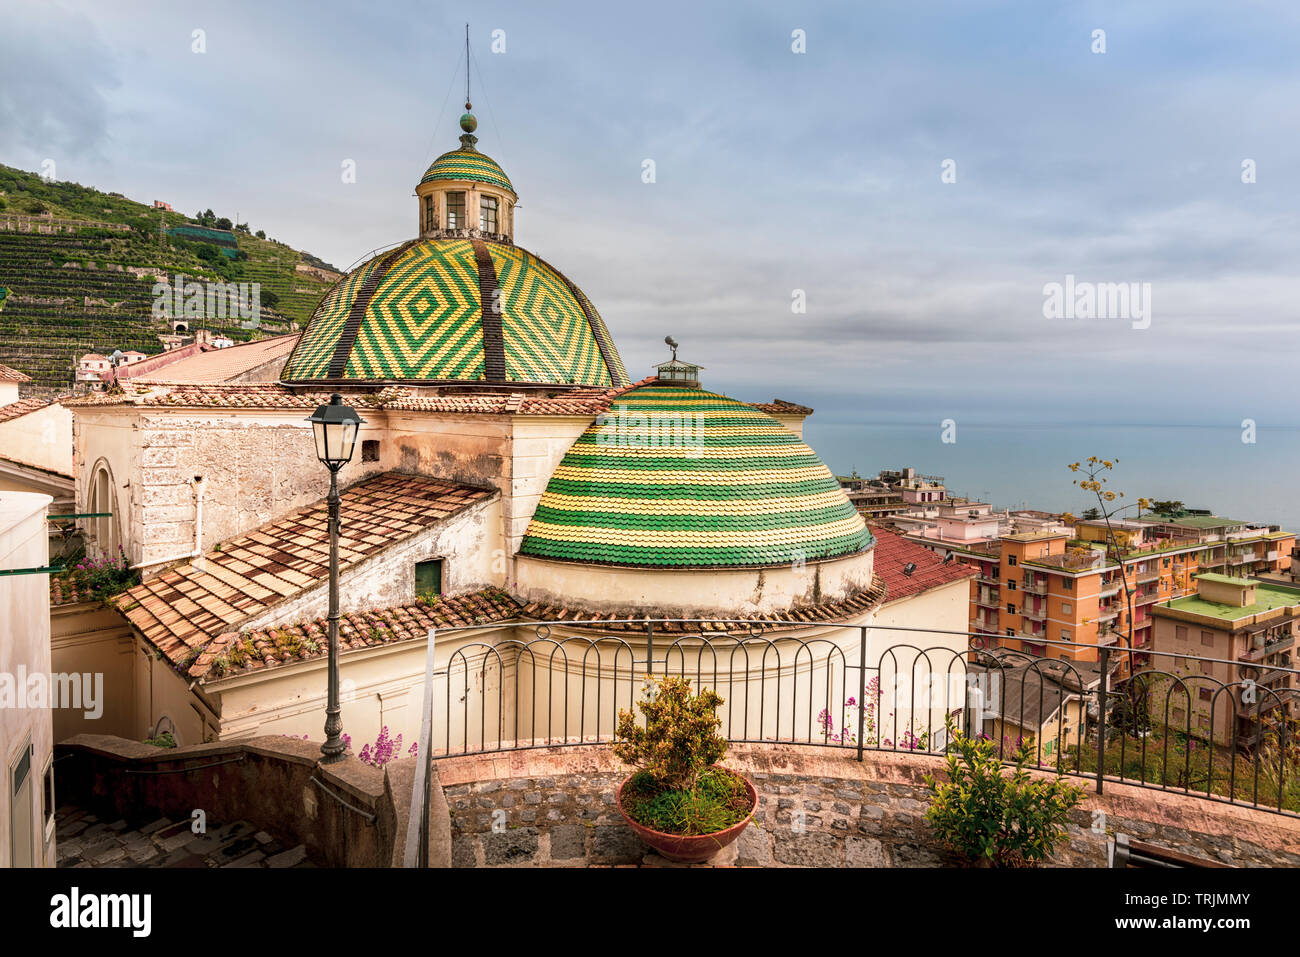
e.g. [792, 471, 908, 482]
[612, 675, 758, 863]
[923, 718, 1086, 867]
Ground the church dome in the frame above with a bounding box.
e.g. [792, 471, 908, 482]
[281, 238, 627, 387]
[518, 383, 873, 567]
[420, 147, 514, 193]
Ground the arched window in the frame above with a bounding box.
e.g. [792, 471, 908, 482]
[88, 463, 119, 558]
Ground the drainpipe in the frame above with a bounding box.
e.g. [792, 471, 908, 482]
[132, 475, 205, 572]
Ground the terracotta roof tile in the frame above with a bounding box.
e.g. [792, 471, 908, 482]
[752, 398, 813, 416]
[196, 588, 521, 682]
[517, 579, 888, 637]
[61, 376, 797, 420]
[115, 472, 494, 672]
[0, 363, 32, 383]
[868, 524, 976, 602]
[0, 394, 62, 424]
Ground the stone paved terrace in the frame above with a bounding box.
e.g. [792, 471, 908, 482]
[55, 806, 315, 868]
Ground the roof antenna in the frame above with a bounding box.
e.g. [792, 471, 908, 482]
[458, 24, 479, 150]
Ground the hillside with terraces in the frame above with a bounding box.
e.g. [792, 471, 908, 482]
[0, 164, 341, 390]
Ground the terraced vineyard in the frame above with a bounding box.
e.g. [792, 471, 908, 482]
[0, 164, 342, 389]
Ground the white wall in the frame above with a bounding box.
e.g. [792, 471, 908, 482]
[0, 492, 56, 866]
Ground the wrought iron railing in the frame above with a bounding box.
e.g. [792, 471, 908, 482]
[402, 619, 1300, 865]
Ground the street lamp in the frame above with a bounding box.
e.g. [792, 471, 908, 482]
[306, 393, 365, 763]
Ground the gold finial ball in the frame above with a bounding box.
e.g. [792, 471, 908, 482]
[460, 112, 478, 133]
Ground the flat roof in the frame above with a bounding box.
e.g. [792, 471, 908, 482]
[1164, 580, 1300, 622]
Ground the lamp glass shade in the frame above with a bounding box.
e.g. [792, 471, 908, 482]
[307, 393, 365, 468]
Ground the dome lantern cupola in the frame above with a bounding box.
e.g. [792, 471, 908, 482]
[415, 100, 517, 244]
[654, 336, 704, 388]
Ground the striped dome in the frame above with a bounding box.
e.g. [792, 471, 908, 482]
[281, 238, 627, 387]
[420, 148, 514, 193]
[519, 384, 873, 567]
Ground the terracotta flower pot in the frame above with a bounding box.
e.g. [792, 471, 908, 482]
[616, 767, 758, 864]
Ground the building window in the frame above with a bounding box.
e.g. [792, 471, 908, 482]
[1061, 628, 1071, 640]
[1176, 625, 1188, 642]
[1006, 603, 1016, 614]
[1005, 628, 1015, 637]
[480, 196, 498, 232]
[1008, 580, 1016, 590]
[1008, 557, 1017, 566]
[415, 559, 443, 597]
[1198, 687, 1213, 702]
[446, 192, 466, 229]
[42, 759, 55, 836]
[1062, 603, 1072, 614]
[424, 195, 434, 230]
[1200, 630, 1215, 647]
[1062, 578, 1072, 591]
[362, 439, 380, 463]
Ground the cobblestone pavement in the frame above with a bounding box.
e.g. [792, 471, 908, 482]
[55, 806, 314, 868]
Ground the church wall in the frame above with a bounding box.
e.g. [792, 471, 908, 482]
[512, 549, 876, 618]
[382, 412, 511, 491]
[505, 416, 591, 558]
[74, 406, 389, 573]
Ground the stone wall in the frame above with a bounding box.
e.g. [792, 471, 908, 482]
[435, 743, 1300, 868]
[54, 733, 448, 868]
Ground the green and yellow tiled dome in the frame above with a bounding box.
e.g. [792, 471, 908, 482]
[420, 148, 514, 193]
[518, 384, 873, 567]
[281, 238, 627, 387]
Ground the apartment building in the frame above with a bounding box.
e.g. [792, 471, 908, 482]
[955, 515, 1294, 669]
[1150, 574, 1300, 750]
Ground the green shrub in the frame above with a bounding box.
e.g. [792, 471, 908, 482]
[924, 719, 1087, 867]
[613, 675, 725, 791]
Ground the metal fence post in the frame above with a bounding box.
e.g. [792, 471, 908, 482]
[1095, 645, 1110, 795]
[857, 626, 867, 762]
[645, 619, 655, 676]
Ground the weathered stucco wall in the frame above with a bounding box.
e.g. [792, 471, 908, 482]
[435, 743, 1300, 867]
[0, 492, 57, 867]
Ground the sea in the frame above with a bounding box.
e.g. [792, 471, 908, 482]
[804, 422, 1300, 533]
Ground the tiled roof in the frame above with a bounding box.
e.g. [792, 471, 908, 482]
[518, 579, 888, 636]
[281, 238, 628, 388]
[0, 395, 60, 424]
[134, 334, 300, 384]
[420, 147, 514, 191]
[194, 589, 521, 681]
[752, 399, 813, 416]
[0, 363, 31, 383]
[50, 574, 95, 608]
[115, 472, 494, 669]
[868, 524, 977, 602]
[519, 384, 872, 567]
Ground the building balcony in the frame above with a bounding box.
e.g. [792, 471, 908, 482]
[1021, 603, 1048, 621]
[1095, 608, 1119, 623]
[1134, 589, 1160, 606]
[1021, 578, 1048, 596]
[1099, 581, 1122, 598]
[1097, 632, 1120, 647]
[976, 574, 999, 586]
[1135, 568, 1160, 583]
[974, 590, 1000, 608]
[1240, 635, 1296, 663]
[1017, 628, 1047, 642]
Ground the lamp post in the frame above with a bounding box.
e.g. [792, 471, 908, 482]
[307, 393, 365, 764]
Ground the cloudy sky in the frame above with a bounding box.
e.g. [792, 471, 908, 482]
[2, 0, 1298, 428]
